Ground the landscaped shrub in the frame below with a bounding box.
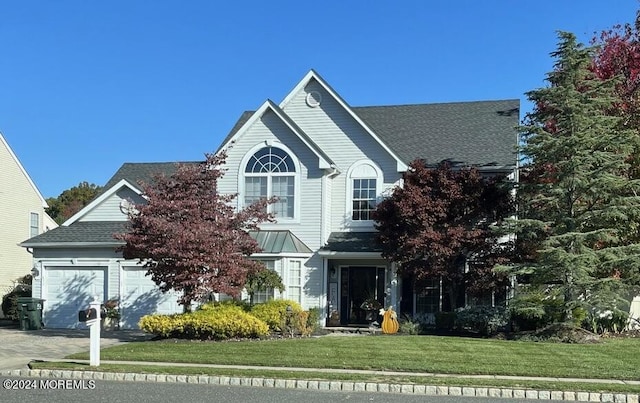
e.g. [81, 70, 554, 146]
[508, 288, 564, 331]
[199, 299, 250, 312]
[398, 314, 425, 335]
[1, 276, 32, 321]
[584, 308, 629, 334]
[139, 303, 269, 340]
[399, 315, 421, 335]
[455, 306, 509, 336]
[306, 307, 320, 333]
[435, 311, 456, 331]
[250, 299, 302, 331]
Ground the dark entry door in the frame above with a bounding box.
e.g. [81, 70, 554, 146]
[340, 267, 385, 325]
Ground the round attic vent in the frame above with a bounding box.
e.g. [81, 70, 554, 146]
[305, 91, 322, 107]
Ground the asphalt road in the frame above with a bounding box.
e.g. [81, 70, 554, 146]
[0, 379, 546, 403]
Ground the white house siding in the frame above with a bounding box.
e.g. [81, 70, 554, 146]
[219, 111, 325, 241]
[280, 79, 401, 232]
[219, 109, 329, 310]
[300, 254, 324, 309]
[0, 134, 49, 301]
[81, 187, 144, 222]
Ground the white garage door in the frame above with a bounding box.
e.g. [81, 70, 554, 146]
[120, 267, 181, 329]
[44, 267, 107, 329]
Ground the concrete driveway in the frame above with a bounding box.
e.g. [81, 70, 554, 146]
[0, 325, 151, 371]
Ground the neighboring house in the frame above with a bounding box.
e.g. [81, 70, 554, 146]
[21, 70, 519, 329]
[0, 132, 57, 311]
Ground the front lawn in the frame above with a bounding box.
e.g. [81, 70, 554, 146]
[67, 335, 640, 380]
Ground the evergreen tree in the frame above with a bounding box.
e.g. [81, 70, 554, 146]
[514, 32, 640, 322]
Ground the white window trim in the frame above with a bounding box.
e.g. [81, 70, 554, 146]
[239, 142, 301, 224]
[345, 160, 383, 228]
[285, 258, 303, 304]
[29, 211, 40, 238]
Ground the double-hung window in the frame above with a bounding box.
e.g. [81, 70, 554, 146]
[348, 161, 382, 222]
[352, 178, 377, 220]
[244, 146, 296, 218]
[288, 260, 302, 304]
[29, 212, 39, 238]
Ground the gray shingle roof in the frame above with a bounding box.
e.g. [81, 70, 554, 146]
[102, 161, 201, 193]
[320, 232, 382, 253]
[220, 100, 519, 168]
[21, 221, 129, 247]
[355, 100, 519, 167]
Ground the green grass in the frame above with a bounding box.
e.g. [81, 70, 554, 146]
[66, 335, 640, 381]
[28, 361, 640, 395]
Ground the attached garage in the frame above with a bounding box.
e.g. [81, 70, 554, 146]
[120, 266, 181, 329]
[43, 266, 107, 329]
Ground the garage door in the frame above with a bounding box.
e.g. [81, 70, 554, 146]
[44, 267, 107, 329]
[120, 267, 181, 329]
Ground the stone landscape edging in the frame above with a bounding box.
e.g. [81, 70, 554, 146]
[1, 368, 638, 402]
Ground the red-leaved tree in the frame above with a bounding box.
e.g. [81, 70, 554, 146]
[591, 12, 640, 180]
[115, 151, 274, 308]
[374, 161, 513, 309]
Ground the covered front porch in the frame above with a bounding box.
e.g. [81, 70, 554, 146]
[319, 232, 398, 328]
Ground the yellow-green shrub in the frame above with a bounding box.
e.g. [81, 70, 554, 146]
[139, 303, 268, 340]
[250, 299, 303, 331]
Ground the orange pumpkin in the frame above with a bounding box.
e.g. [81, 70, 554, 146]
[381, 307, 399, 334]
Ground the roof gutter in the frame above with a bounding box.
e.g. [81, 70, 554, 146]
[19, 241, 125, 248]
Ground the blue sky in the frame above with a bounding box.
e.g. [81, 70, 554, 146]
[2, 1, 639, 198]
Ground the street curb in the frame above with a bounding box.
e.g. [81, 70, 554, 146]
[1, 368, 638, 402]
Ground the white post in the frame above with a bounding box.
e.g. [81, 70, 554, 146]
[88, 296, 101, 366]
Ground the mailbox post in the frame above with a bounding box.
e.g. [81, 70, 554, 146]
[87, 296, 101, 366]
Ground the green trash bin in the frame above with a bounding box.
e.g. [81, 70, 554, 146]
[16, 297, 44, 330]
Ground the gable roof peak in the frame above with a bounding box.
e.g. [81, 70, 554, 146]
[0, 131, 48, 207]
[280, 70, 409, 172]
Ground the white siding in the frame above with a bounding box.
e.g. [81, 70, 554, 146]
[281, 79, 401, 232]
[0, 134, 51, 300]
[219, 109, 324, 252]
[81, 188, 144, 222]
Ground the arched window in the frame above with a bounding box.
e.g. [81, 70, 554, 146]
[244, 146, 296, 218]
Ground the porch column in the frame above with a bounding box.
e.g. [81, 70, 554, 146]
[321, 258, 328, 325]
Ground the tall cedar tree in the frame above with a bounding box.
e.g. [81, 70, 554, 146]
[115, 152, 273, 307]
[374, 161, 513, 308]
[515, 32, 640, 321]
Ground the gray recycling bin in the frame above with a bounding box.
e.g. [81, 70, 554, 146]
[16, 297, 44, 330]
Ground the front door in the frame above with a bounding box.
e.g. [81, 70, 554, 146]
[340, 266, 385, 325]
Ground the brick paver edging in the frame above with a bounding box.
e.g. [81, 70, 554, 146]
[1, 368, 638, 402]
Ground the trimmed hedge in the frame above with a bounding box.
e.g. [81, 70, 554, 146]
[250, 299, 303, 331]
[139, 302, 269, 340]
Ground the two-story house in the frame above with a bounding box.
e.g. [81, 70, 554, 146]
[22, 70, 519, 329]
[1, 132, 57, 313]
